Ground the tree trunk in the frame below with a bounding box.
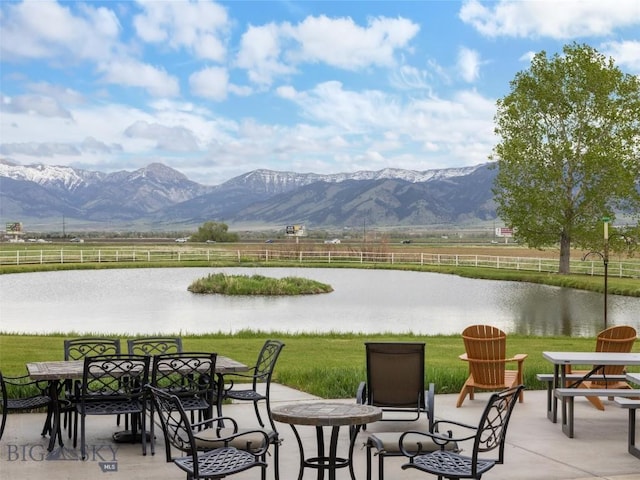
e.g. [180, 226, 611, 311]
[559, 232, 571, 274]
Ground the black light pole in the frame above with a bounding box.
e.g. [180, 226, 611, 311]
[582, 217, 610, 329]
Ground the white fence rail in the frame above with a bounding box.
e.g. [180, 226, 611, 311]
[1, 248, 639, 278]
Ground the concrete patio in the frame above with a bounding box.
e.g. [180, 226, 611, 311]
[1, 386, 638, 480]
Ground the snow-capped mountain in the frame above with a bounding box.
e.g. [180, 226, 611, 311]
[0, 159, 497, 230]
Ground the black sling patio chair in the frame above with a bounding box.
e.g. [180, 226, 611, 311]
[357, 342, 435, 428]
[400, 384, 525, 480]
[148, 385, 270, 480]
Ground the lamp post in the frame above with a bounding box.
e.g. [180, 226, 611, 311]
[582, 217, 610, 329]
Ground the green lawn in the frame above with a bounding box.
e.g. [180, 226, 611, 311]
[2, 331, 638, 398]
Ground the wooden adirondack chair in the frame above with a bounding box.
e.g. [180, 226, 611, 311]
[569, 325, 637, 410]
[456, 325, 527, 408]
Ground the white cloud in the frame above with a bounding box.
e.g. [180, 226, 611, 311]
[235, 23, 296, 86]
[460, 0, 640, 39]
[98, 59, 180, 97]
[133, 0, 229, 61]
[457, 47, 482, 83]
[0, 0, 121, 61]
[601, 40, 640, 73]
[284, 15, 420, 69]
[1, 94, 72, 119]
[235, 14, 419, 87]
[189, 67, 230, 101]
[124, 121, 200, 152]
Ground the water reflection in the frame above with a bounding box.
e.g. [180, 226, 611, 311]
[0, 267, 638, 337]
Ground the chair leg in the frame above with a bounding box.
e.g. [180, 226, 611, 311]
[253, 400, 265, 427]
[273, 439, 280, 480]
[585, 395, 605, 411]
[80, 414, 86, 460]
[0, 410, 7, 441]
[456, 378, 473, 407]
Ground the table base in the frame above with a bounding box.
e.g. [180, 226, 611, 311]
[289, 424, 361, 480]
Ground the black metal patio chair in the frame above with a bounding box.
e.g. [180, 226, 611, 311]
[149, 352, 217, 455]
[63, 337, 122, 435]
[222, 339, 285, 431]
[148, 385, 269, 480]
[0, 370, 54, 441]
[400, 384, 525, 480]
[74, 354, 150, 460]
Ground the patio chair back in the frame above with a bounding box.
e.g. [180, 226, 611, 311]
[357, 342, 434, 429]
[148, 385, 268, 479]
[593, 325, 637, 382]
[64, 337, 120, 360]
[127, 337, 183, 356]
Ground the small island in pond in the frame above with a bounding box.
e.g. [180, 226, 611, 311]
[188, 273, 334, 296]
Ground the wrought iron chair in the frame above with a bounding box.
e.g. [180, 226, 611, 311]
[74, 354, 150, 460]
[148, 385, 269, 480]
[149, 352, 217, 456]
[456, 325, 527, 407]
[63, 337, 122, 436]
[568, 325, 637, 410]
[357, 342, 434, 427]
[400, 384, 525, 480]
[0, 370, 53, 441]
[222, 340, 285, 431]
[127, 337, 183, 356]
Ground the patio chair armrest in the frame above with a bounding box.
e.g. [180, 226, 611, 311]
[194, 428, 271, 456]
[432, 419, 478, 438]
[507, 353, 528, 363]
[192, 416, 239, 432]
[399, 429, 456, 458]
[356, 381, 366, 404]
[4, 374, 50, 396]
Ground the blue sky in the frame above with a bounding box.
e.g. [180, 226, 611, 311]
[1, 0, 639, 185]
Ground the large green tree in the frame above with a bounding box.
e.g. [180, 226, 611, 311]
[190, 221, 239, 243]
[492, 43, 640, 274]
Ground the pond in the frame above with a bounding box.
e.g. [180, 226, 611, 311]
[1, 267, 638, 337]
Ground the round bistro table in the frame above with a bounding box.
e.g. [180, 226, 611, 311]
[271, 402, 382, 480]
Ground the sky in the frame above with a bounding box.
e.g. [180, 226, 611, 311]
[1, 0, 639, 186]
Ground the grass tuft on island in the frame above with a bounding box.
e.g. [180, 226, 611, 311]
[188, 273, 333, 296]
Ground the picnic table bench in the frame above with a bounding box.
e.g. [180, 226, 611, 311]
[554, 388, 640, 438]
[536, 373, 627, 421]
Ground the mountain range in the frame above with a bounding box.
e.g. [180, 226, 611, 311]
[0, 159, 498, 232]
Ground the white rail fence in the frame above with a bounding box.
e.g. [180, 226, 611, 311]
[1, 248, 639, 278]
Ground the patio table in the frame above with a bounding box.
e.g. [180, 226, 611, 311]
[272, 401, 382, 480]
[26, 356, 247, 452]
[542, 352, 640, 435]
